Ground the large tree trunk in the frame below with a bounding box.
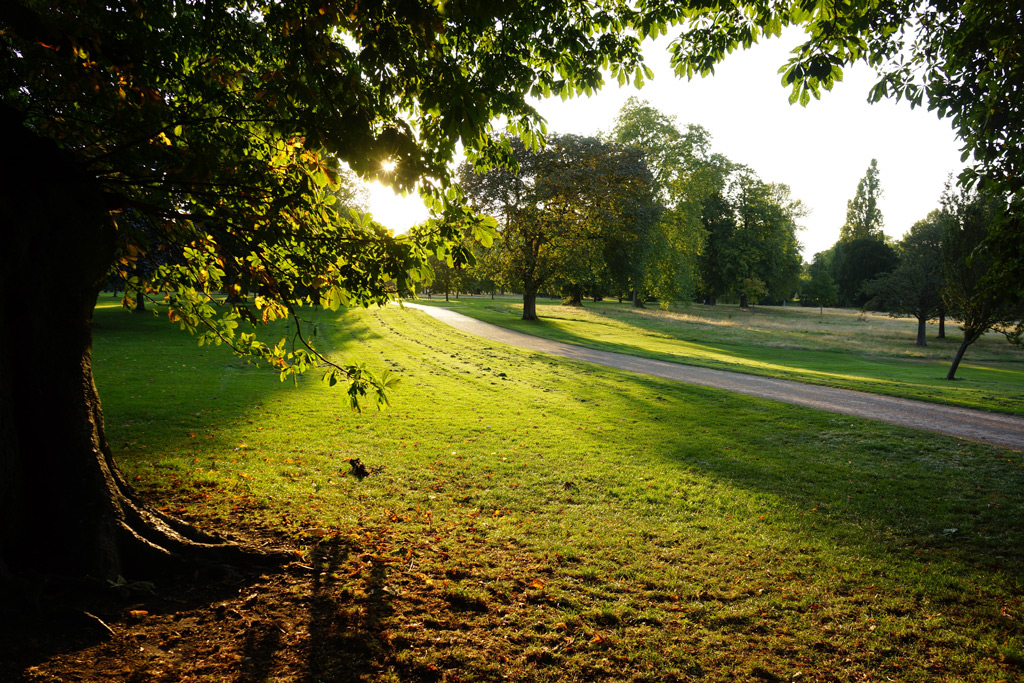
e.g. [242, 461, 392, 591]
[2, 112, 284, 581]
[739, 295, 749, 309]
[563, 286, 583, 307]
[916, 315, 928, 346]
[522, 290, 538, 320]
[134, 290, 147, 314]
[632, 288, 645, 308]
[938, 309, 946, 339]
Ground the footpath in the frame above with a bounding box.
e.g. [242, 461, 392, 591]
[405, 303, 1024, 451]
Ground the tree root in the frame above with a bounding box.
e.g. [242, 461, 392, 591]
[105, 448, 296, 579]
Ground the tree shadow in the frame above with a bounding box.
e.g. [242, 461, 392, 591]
[626, 379, 1024, 577]
[304, 537, 397, 682]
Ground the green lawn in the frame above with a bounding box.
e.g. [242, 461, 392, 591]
[414, 296, 1024, 415]
[90, 295, 1024, 682]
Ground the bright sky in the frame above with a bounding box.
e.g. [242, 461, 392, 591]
[366, 30, 965, 260]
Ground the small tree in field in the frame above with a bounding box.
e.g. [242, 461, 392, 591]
[800, 253, 839, 315]
[941, 188, 1024, 379]
[862, 211, 947, 346]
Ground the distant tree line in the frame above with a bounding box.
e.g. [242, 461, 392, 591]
[440, 133, 1023, 381]
[801, 160, 1024, 379]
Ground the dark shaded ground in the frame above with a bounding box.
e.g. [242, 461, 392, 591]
[0, 528, 305, 683]
[1, 528, 447, 683]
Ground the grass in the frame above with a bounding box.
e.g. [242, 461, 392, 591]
[414, 296, 1024, 415]
[88, 294, 1024, 682]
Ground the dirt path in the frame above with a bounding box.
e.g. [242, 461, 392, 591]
[405, 303, 1024, 451]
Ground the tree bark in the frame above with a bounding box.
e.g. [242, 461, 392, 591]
[739, 295, 749, 309]
[632, 288, 645, 308]
[134, 290, 147, 314]
[563, 286, 583, 307]
[946, 338, 971, 380]
[522, 290, 538, 320]
[1, 111, 286, 581]
[916, 315, 928, 346]
[938, 309, 946, 339]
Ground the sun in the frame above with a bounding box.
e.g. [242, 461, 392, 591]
[380, 159, 397, 173]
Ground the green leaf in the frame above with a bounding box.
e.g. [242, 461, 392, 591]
[323, 286, 349, 311]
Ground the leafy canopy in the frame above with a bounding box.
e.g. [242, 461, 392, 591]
[1, 0, 660, 400]
[6, 0, 1022, 376]
[459, 134, 660, 315]
[861, 212, 946, 343]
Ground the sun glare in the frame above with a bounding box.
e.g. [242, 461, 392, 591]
[365, 180, 430, 234]
[380, 159, 397, 173]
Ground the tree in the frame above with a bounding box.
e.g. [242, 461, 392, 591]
[696, 191, 734, 305]
[7, 0, 1021, 586]
[460, 135, 659, 320]
[0, 1, 660, 581]
[800, 253, 838, 315]
[830, 238, 899, 308]
[696, 168, 803, 307]
[735, 177, 804, 306]
[940, 188, 1024, 380]
[862, 212, 947, 346]
[668, 0, 1024, 318]
[425, 252, 466, 302]
[839, 160, 885, 242]
[612, 98, 729, 306]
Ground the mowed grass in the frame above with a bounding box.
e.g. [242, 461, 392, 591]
[415, 296, 1024, 415]
[92, 294, 1024, 682]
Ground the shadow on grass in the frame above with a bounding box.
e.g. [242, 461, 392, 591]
[303, 537, 397, 682]
[443, 301, 1024, 415]
[636, 379, 1024, 578]
[92, 299, 381, 467]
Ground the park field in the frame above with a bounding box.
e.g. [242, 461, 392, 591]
[414, 295, 1024, 415]
[57, 294, 1024, 682]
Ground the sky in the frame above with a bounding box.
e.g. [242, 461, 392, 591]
[365, 30, 965, 260]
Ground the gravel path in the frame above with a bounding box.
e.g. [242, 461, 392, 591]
[405, 303, 1024, 451]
